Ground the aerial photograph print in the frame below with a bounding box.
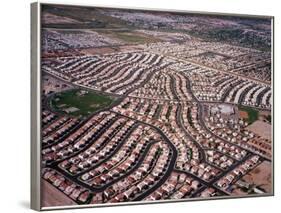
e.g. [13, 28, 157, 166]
[40, 4, 273, 208]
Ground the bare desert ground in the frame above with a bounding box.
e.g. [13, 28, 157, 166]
[41, 180, 77, 208]
[232, 161, 272, 195]
[246, 120, 271, 140]
[244, 161, 272, 192]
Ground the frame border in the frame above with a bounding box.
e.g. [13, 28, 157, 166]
[31, 1, 274, 211]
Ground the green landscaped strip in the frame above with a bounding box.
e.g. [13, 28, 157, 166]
[50, 89, 114, 117]
[239, 105, 259, 124]
[100, 30, 160, 44]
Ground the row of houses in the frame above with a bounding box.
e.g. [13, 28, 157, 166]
[103, 141, 172, 202]
[79, 126, 159, 186]
[216, 155, 261, 190]
[42, 111, 116, 162]
[145, 172, 199, 200]
[44, 51, 170, 96]
[43, 117, 80, 146]
[182, 65, 271, 109]
[59, 118, 136, 175]
[205, 105, 271, 160]
[42, 168, 91, 204]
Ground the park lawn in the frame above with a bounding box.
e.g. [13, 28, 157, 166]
[50, 89, 114, 117]
[114, 31, 156, 43]
[100, 30, 160, 44]
[238, 105, 259, 124]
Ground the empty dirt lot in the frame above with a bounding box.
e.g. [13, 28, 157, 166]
[41, 180, 77, 208]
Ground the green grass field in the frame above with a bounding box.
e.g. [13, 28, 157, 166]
[239, 105, 259, 124]
[50, 89, 114, 117]
[100, 30, 161, 44]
